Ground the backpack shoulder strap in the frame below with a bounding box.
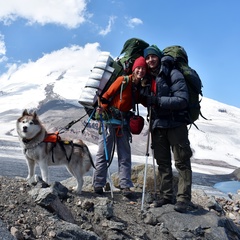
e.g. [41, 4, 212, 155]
[122, 75, 130, 86]
[119, 75, 130, 101]
[102, 75, 130, 105]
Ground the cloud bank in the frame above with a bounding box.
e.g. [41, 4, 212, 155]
[0, 0, 88, 28]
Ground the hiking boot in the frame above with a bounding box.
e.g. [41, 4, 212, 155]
[121, 188, 132, 197]
[151, 198, 172, 208]
[94, 187, 103, 194]
[104, 182, 111, 191]
[174, 201, 188, 213]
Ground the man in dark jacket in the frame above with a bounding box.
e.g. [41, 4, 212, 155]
[143, 45, 193, 213]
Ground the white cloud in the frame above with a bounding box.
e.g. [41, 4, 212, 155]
[0, 0, 89, 28]
[5, 43, 100, 78]
[99, 16, 116, 36]
[0, 43, 101, 107]
[127, 17, 143, 28]
[0, 34, 6, 55]
[0, 34, 7, 63]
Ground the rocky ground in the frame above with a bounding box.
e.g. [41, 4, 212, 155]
[0, 166, 240, 240]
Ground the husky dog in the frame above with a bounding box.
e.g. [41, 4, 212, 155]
[16, 109, 92, 194]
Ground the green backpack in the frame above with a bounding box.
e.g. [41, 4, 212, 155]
[163, 45, 204, 125]
[118, 38, 149, 73]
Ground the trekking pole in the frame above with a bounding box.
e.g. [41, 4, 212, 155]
[151, 142, 157, 199]
[82, 107, 96, 134]
[141, 106, 152, 211]
[57, 112, 88, 134]
[98, 97, 114, 199]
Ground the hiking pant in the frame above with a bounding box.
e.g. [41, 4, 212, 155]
[152, 124, 192, 203]
[93, 124, 133, 189]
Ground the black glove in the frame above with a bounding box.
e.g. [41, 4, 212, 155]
[147, 95, 158, 106]
[100, 97, 110, 104]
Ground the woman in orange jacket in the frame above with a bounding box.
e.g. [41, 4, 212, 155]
[93, 56, 147, 196]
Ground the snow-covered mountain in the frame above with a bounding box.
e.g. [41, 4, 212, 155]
[0, 47, 239, 177]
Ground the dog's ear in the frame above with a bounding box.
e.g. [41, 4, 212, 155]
[22, 109, 28, 116]
[33, 111, 38, 119]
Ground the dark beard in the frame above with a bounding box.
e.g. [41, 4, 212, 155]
[150, 66, 160, 77]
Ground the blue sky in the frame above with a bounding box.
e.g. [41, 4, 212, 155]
[0, 0, 240, 108]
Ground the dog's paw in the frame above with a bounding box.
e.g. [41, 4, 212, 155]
[26, 175, 36, 184]
[26, 174, 42, 184]
[72, 186, 82, 194]
[26, 175, 31, 180]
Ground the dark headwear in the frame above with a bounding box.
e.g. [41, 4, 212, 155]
[144, 45, 163, 59]
[132, 56, 147, 72]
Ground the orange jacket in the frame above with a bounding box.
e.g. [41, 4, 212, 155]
[101, 75, 140, 112]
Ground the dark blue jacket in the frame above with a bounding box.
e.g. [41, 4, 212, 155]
[151, 68, 189, 129]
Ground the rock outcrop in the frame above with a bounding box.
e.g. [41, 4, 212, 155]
[0, 165, 240, 239]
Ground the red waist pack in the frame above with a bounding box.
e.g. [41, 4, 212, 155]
[129, 115, 144, 135]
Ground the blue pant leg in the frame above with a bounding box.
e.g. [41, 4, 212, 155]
[115, 127, 133, 188]
[93, 124, 114, 188]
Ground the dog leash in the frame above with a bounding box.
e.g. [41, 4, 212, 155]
[58, 113, 88, 134]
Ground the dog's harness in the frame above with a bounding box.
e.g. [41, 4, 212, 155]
[23, 131, 96, 168]
[23, 131, 78, 163]
[43, 131, 75, 163]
